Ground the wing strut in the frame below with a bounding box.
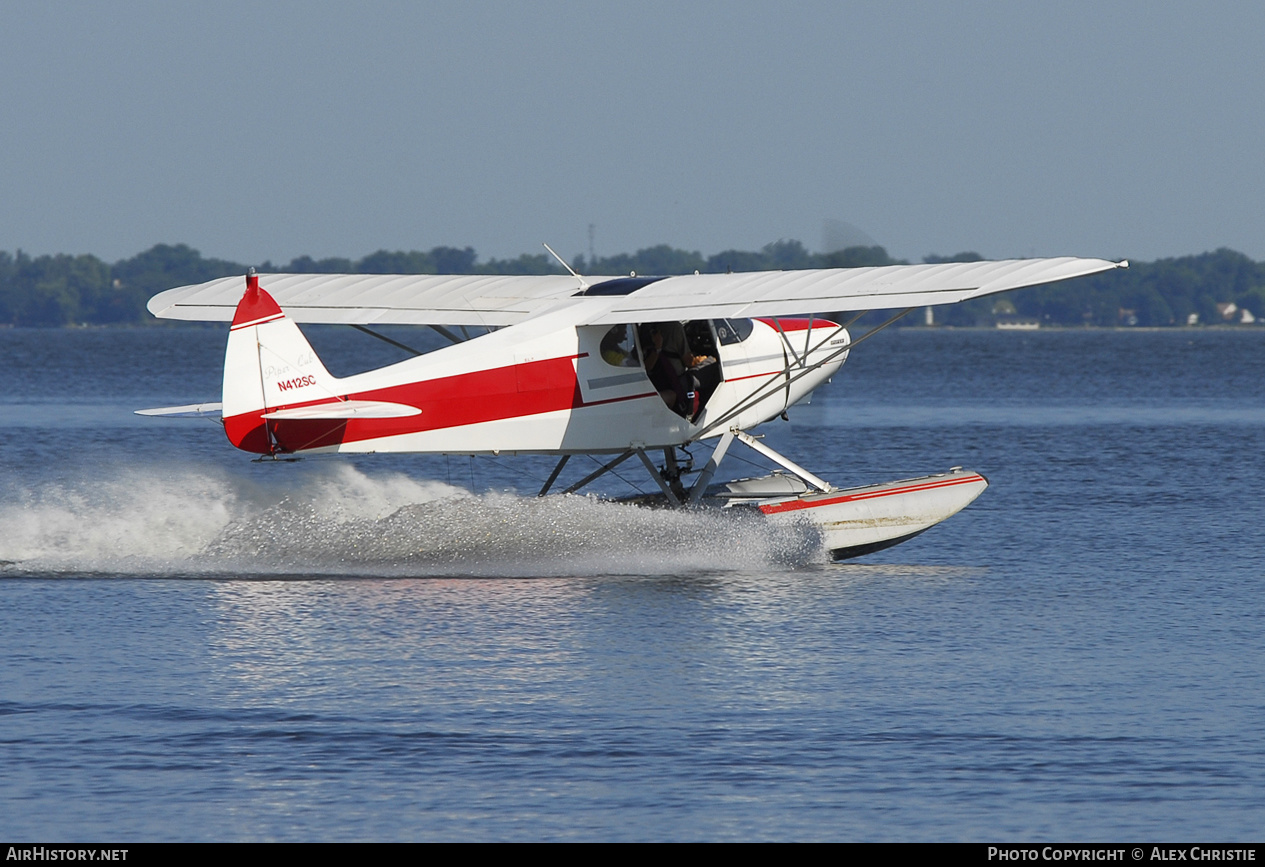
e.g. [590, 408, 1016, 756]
[350, 324, 429, 354]
[699, 307, 916, 438]
[771, 317, 809, 368]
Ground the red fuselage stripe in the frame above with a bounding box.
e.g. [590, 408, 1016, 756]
[226, 354, 655, 453]
[755, 317, 839, 332]
[725, 370, 784, 383]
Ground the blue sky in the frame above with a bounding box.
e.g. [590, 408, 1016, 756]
[3, 1, 1263, 265]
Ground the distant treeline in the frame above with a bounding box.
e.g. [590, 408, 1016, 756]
[1, 240, 1263, 328]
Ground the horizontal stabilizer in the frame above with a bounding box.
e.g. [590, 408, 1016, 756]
[260, 400, 421, 421]
[135, 402, 224, 419]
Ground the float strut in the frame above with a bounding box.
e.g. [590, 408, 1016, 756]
[688, 429, 736, 503]
[561, 450, 635, 495]
[733, 430, 833, 492]
[636, 449, 681, 505]
[537, 454, 571, 497]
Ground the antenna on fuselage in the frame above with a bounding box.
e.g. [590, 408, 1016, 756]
[543, 242, 589, 292]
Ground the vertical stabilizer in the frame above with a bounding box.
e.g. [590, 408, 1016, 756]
[222, 271, 339, 453]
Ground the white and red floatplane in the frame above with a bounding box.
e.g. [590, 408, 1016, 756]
[140, 254, 1125, 559]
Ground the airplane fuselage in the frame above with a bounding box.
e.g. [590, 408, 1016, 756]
[222, 300, 847, 456]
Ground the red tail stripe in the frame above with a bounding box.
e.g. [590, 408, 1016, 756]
[229, 311, 286, 331]
[231, 277, 284, 328]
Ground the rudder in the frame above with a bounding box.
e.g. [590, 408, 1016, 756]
[222, 271, 340, 453]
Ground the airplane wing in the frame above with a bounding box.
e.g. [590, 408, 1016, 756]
[578, 257, 1127, 325]
[147, 272, 588, 327]
[147, 257, 1125, 327]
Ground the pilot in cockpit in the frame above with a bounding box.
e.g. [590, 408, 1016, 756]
[640, 322, 715, 418]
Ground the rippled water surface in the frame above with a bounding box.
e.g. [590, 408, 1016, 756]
[2, 327, 1263, 840]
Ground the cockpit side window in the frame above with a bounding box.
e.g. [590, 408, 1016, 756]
[599, 324, 640, 368]
[714, 318, 754, 345]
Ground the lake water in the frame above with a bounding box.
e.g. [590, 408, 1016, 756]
[1, 326, 1263, 841]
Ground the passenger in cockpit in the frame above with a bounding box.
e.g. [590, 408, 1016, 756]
[600, 324, 639, 367]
